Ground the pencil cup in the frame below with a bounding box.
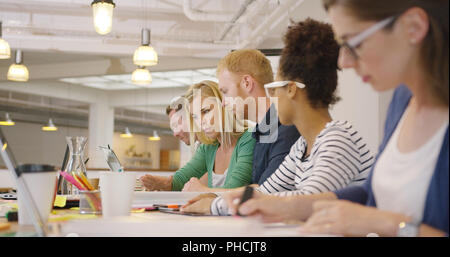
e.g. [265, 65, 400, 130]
[99, 172, 136, 218]
[79, 190, 102, 215]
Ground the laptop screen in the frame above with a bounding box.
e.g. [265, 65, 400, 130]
[0, 127, 19, 177]
[0, 126, 48, 236]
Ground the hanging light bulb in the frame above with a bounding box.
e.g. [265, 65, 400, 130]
[0, 21, 11, 59]
[91, 0, 115, 35]
[120, 127, 133, 138]
[131, 66, 152, 85]
[7, 50, 29, 82]
[148, 131, 160, 141]
[0, 113, 15, 126]
[133, 28, 158, 66]
[42, 118, 58, 132]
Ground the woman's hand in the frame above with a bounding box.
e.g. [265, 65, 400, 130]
[223, 188, 303, 223]
[298, 200, 409, 236]
[182, 177, 210, 192]
[180, 193, 218, 214]
[140, 175, 172, 191]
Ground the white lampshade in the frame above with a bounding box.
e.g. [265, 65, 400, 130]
[91, 1, 115, 35]
[8, 50, 29, 82]
[131, 67, 152, 85]
[148, 131, 160, 141]
[7, 64, 29, 82]
[120, 127, 133, 138]
[0, 22, 11, 59]
[42, 118, 58, 132]
[133, 29, 158, 66]
[0, 38, 10, 59]
[0, 113, 15, 126]
[133, 45, 158, 66]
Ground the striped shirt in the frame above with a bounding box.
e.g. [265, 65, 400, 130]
[211, 120, 374, 215]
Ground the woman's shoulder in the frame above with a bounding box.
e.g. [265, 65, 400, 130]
[317, 120, 365, 146]
[197, 142, 218, 152]
[234, 130, 257, 151]
[320, 120, 355, 137]
[238, 129, 257, 142]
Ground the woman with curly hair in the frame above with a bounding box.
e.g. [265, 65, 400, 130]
[181, 18, 374, 215]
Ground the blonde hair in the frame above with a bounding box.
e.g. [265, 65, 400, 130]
[217, 49, 274, 87]
[184, 80, 248, 149]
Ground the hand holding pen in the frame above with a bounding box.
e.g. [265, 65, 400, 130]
[223, 187, 303, 223]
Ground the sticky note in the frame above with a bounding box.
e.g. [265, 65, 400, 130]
[53, 195, 67, 208]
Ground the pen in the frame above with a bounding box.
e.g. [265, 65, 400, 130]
[236, 186, 254, 217]
[154, 204, 181, 209]
[60, 171, 84, 190]
[77, 173, 94, 191]
[57, 145, 70, 194]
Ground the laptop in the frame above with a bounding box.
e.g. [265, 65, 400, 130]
[98, 145, 123, 172]
[0, 127, 47, 236]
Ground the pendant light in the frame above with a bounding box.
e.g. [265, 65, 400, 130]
[0, 21, 11, 59]
[133, 28, 158, 66]
[7, 50, 29, 82]
[0, 113, 15, 126]
[42, 118, 58, 132]
[148, 130, 160, 141]
[120, 127, 133, 138]
[131, 66, 152, 85]
[91, 0, 115, 35]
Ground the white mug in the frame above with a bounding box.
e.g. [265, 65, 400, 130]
[99, 172, 136, 218]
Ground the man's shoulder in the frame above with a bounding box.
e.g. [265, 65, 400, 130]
[277, 124, 301, 140]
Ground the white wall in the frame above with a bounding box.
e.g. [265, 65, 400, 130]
[0, 169, 174, 189]
[331, 70, 393, 155]
[179, 142, 194, 167]
[0, 121, 180, 169]
[0, 121, 88, 167]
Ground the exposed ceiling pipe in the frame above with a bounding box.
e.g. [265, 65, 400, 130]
[218, 0, 255, 41]
[0, 95, 89, 115]
[182, 0, 235, 22]
[236, 0, 305, 49]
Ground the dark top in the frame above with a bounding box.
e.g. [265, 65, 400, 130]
[251, 105, 301, 185]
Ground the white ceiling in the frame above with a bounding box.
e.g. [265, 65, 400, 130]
[0, 0, 327, 59]
[0, 0, 327, 120]
[60, 67, 218, 90]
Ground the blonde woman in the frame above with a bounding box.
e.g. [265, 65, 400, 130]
[178, 80, 255, 192]
[141, 80, 256, 192]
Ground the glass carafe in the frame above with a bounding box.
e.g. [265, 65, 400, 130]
[62, 136, 88, 195]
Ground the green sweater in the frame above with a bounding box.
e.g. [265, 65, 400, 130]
[172, 130, 256, 191]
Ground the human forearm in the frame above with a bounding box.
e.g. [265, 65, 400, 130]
[289, 192, 338, 221]
[141, 175, 173, 191]
[161, 176, 173, 191]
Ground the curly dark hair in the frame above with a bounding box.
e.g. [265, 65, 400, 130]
[279, 18, 340, 108]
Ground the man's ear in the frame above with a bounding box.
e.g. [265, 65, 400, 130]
[241, 75, 256, 94]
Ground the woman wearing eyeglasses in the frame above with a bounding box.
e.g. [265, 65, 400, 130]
[224, 0, 449, 237]
[181, 18, 374, 215]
